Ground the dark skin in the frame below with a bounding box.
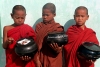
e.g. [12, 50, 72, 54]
[3, 10, 31, 61]
[35, 9, 63, 67]
[74, 9, 95, 63]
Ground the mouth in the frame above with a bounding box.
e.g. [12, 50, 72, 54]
[78, 21, 82, 22]
[43, 20, 47, 22]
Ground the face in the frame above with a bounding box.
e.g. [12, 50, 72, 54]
[11, 10, 26, 26]
[42, 9, 55, 23]
[74, 9, 89, 26]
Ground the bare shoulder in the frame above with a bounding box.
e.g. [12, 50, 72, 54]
[3, 25, 14, 32]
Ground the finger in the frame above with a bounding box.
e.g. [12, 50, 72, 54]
[8, 40, 12, 43]
[56, 43, 59, 48]
[53, 43, 57, 48]
[50, 43, 54, 48]
[54, 43, 58, 48]
[90, 60, 94, 63]
[20, 56, 24, 60]
[26, 56, 31, 61]
[29, 57, 31, 59]
[11, 37, 14, 40]
[53, 43, 59, 48]
[25, 56, 27, 60]
[27, 56, 30, 60]
[25, 56, 28, 61]
[8, 38, 11, 40]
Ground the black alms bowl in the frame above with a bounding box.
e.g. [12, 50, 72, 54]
[77, 42, 100, 61]
[47, 32, 68, 46]
[15, 38, 38, 57]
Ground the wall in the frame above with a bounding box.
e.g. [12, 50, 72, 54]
[0, 0, 100, 67]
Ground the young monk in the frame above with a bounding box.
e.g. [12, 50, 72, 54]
[3, 5, 36, 67]
[64, 6, 99, 67]
[34, 3, 64, 67]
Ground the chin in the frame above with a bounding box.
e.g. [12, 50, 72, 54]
[17, 23, 24, 26]
[76, 23, 84, 26]
[76, 24, 84, 27]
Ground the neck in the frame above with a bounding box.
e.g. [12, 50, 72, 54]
[76, 25, 85, 30]
[12, 23, 24, 27]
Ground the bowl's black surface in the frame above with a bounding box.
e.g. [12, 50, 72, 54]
[15, 38, 38, 57]
[47, 32, 68, 46]
[78, 42, 100, 60]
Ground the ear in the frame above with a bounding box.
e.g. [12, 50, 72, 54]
[87, 15, 89, 20]
[53, 13, 56, 17]
[10, 13, 13, 18]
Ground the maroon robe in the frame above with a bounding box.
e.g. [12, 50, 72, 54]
[35, 20, 64, 67]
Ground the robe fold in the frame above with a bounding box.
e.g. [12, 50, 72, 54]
[35, 20, 64, 67]
[64, 25, 99, 67]
[6, 24, 36, 67]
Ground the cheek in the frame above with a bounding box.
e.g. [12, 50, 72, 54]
[74, 18, 78, 21]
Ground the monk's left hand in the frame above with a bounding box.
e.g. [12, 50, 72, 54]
[49, 43, 62, 53]
[20, 56, 32, 61]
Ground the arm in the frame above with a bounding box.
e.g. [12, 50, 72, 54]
[3, 26, 14, 49]
[34, 52, 42, 67]
[3, 26, 9, 49]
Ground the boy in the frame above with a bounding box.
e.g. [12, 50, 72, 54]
[64, 6, 99, 67]
[3, 5, 36, 67]
[34, 3, 64, 67]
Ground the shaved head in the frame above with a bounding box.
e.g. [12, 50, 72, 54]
[42, 3, 56, 14]
[12, 5, 26, 14]
[74, 6, 88, 15]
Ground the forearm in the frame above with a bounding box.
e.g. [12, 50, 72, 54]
[34, 52, 40, 63]
[3, 41, 9, 49]
[34, 52, 42, 67]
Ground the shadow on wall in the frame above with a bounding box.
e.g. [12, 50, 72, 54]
[64, 19, 76, 31]
[32, 18, 42, 29]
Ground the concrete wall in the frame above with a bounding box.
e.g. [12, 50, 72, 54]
[0, 0, 100, 67]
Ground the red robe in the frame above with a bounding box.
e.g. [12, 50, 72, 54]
[6, 24, 36, 67]
[64, 25, 99, 67]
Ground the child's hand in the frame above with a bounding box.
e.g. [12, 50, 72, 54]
[6, 37, 14, 44]
[49, 43, 62, 53]
[77, 52, 96, 63]
[86, 59, 96, 64]
[35, 60, 42, 67]
[20, 56, 32, 61]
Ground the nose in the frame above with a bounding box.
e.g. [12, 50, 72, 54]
[18, 18, 22, 22]
[43, 16, 47, 19]
[78, 16, 82, 20]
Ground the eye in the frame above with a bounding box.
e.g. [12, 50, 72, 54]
[21, 17, 25, 19]
[75, 15, 80, 17]
[16, 17, 20, 19]
[42, 14, 49, 16]
[81, 15, 85, 17]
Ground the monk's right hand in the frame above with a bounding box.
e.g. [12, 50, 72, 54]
[20, 56, 32, 61]
[6, 37, 14, 44]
